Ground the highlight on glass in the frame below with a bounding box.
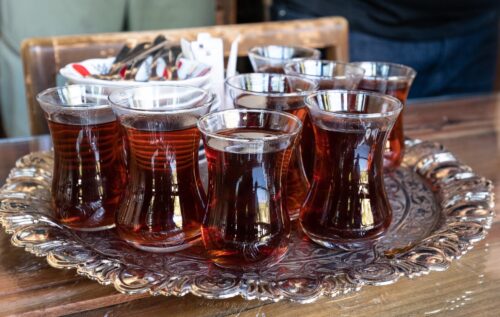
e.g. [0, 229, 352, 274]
[301, 90, 402, 250]
[350, 61, 416, 169]
[198, 109, 302, 270]
[248, 45, 321, 74]
[37, 84, 126, 231]
[225, 73, 318, 220]
[109, 85, 214, 252]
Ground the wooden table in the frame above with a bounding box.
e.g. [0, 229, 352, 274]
[1, 94, 499, 316]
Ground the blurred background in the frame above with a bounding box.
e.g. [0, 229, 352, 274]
[0, 0, 499, 138]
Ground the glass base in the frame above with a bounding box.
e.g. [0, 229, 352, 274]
[300, 224, 385, 251]
[211, 247, 289, 271]
[64, 223, 116, 232]
[123, 235, 201, 253]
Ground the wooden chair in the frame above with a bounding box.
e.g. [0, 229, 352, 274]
[21, 17, 349, 135]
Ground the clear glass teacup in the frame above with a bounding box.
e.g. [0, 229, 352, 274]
[198, 109, 303, 270]
[225, 73, 318, 220]
[109, 85, 214, 252]
[301, 90, 402, 250]
[350, 61, 416, 169]
[37, 84, 126, 231]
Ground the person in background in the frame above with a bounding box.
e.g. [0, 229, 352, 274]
[271, 0, 500, 99]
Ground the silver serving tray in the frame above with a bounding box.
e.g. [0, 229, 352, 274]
[0, 139, 494, 303]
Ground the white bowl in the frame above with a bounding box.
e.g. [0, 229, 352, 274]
[59, 57, 211, 88]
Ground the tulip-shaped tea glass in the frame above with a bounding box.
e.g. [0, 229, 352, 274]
[350, 62, 416, 169]
[284, 60, 365, 178]
[109, 85, 213, 252]
[198, 109, 302, 270]
[248, 45, 321, 73]
[301, 90, 402, 250]
[284, 60, 365, 90]
[37, 85, 126, 231]
[225, 73, 318, 220]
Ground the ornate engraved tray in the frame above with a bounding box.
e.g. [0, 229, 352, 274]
[0, 139, 494, 303]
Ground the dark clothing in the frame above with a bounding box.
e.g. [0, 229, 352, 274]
[272, 0, 500, 41]
[349, 28, 498, 98]
[271, 0, 500, 98]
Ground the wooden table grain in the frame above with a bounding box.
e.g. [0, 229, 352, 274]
[1, 94, 499, 316]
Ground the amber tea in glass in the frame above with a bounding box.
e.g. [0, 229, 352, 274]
[198, 109, 302, 270]
[301, 90, 402, 250]
[248, 45, 320, 74]
[37, 85, 126, 231]
[225, 73, 318, 220]
[109, 85, 213, 252]
[350, 62, 416, 169]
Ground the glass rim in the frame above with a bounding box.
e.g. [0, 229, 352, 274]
[349, 61, 417, 80]
[284, 59, 365, 79]
[225, 73, 319, 98]
[305, 89, 403, 120]
[248, 45, 321, 62]
[36, 84, 114, 110]
[197, 109, 303, 144]
[108, 84, 214, 114]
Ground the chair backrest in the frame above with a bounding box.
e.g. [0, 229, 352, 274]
[22, 17, 349, 135]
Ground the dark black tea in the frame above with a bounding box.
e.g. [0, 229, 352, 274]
[116, 125, 206, 252]
[49, 120, 126, 230]
[202, 127, 291, 269]
[300, 124, 392, 247]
